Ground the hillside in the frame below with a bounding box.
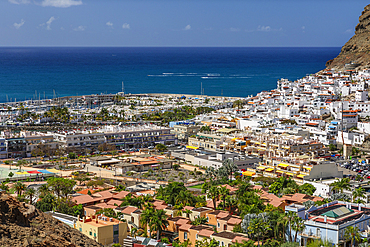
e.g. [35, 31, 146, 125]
[326, 4, 370, 70]
[0, 192, 102, 247]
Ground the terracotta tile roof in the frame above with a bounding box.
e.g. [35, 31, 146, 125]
[217, 211, 230, 219]
[107, 199, 122, 206]
[77, 188, 98, 195]
[94, 202, 117, 209]
[184, 206, 194, 210]
[227, 217, 242, 225]
[179, 224, 192, 231]
[112, 191, 131, 199]
[121, 206, 139, 215]
[198, 229, 214, 238]
[73, 195, 96, 204]
[232, 235, 250, 243]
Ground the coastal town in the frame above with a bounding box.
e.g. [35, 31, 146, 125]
[2, 64, 370, 247]
[3, 0, 370, 244]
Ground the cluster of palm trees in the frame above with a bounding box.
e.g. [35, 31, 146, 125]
[140, 203, 169, 240]
[140, 106, 215, 124]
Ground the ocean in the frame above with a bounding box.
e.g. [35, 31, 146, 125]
[0, 47, 340, 103]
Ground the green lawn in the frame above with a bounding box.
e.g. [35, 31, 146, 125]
[188, 184, 203, 189]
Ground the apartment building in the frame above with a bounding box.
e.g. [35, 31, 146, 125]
[103, 125, 177, 149]
[75, 214, 128, 246]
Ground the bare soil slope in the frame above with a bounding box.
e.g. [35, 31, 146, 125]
[0, 192, 102, 247]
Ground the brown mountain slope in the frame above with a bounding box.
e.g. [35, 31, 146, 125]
[327, 4, 370, 70]
[0, 192, 102, 247]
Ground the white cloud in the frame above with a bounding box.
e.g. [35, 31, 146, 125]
[106, 21, 113, 28]
[41, 0, 82, 8]
[46, 16, 56, 30]
[229, 27, 240, 32]
[345, 29, 353, 33]
[122, 23, 130, 29]
[13, 19, 25, 29]
[257, 25, 282, 32]
[302, 26, 305, 30]
[184, 24, 191, 31]
[60, 27, 65, 30]
[8, 0, 30, 4]
[258, 25, 271, 32]
[73, 25, 85, 31]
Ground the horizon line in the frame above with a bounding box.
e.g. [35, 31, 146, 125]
[0, 45, 342, 48]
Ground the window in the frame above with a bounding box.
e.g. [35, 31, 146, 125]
[196, 234, 198, 239]
[79, 228, 82, 232]
[114, 230, 119, 235]
[184, 232, 188, 240]
[217, 222, 220, 228]
[94, 233, 96, 237]
[89, 231, 92, 236]
[221, 241, 224, 246]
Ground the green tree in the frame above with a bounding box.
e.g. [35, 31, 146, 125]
[353, 187, 365, 202]
[47, 177, 76, 199]
[36, 193, 56, 212]
[155, 144, 168, 152]
[328, 144, 336, 151]
[219, 186, 230, 209]
[331, 178, 351, 193]
[200, 125, 211, 132]
[191, 216, 208, 226]
[298, 183, 316, 196]
[207, 186, 220, 209]
[344, 226, 361, 247]
[150, 209, 169, 240]
[140, 206, 155, 237]
[248, 217, 271, 246]
[25, 187, 36, 204]
[13, 181, 26, 196]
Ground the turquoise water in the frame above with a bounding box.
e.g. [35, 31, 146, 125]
[0, 47, 340, 102]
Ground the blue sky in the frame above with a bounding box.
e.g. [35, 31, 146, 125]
[1, 0, 369, 47]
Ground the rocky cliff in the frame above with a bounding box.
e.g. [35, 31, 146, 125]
[0, 192, 102, 247]
[327, 4, 370, 70]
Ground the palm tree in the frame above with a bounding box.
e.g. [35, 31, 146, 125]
[150, 209, 169, 240]
[183, 209, 192, 219]
[207, 186, 220, 209]
[225, 195, 238, 214]
[14, 181, 26, 196]
[247, 217, 271, 246]
[353, 187, 365, 202]
[25, 188, 36, 204]
[331, 178, 351, 193]
[176, 190, 195, 206]
[38, 184, 51, 198]
[219, 186, 230, 209]
[191, 216, 207, 226]
[140, 206, 155, 237]
[344, 226, 361, 247]
[292, 216, 305, 242]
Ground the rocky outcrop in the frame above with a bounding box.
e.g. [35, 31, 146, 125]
[327, 4, 370, 70]
[0, 192, 102, 247]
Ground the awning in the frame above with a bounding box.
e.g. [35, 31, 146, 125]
[38, 169, 54, 174]
[46, 169, 60, 173]
[278, 163, 289, 168]
[297, 174, 306, 178]
[304, 167, 312, 171]
[186, 146, 198, 150]
[15, 171, 29, 175]
[265, 168, 274, 172]
[276, 170, 285, 173]
[256, 166, 266, 170]
[27, 170, 42, 174]
[242, 171, 256, 176]
[286, 172, 294, 176]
